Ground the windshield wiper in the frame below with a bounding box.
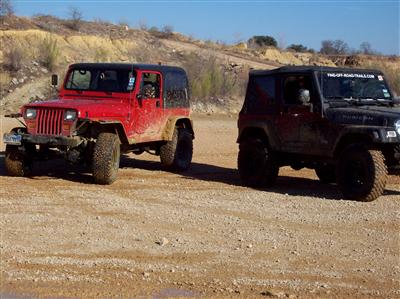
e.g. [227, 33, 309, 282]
[353, 98, 392, 106]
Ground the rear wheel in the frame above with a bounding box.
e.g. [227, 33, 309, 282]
[336, 145, 387, 202]
[315, 164, 336, 184]
[238, 138, 278, 187]
[92, 133, 120, 184]
[160, 127, 193, 171]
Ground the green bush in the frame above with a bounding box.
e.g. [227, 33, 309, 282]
[248, 35, 277, 48]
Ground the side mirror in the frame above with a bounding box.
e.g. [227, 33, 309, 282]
[136, 93, 143, 100]
[298, 89, 310, 105]
[51, 74, 58, 87]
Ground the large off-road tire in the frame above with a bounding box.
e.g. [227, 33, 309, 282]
[238, 138, 279, 188]
[315, 164, 336, 184]
[92, 132, 120, 185]
[160, 127, 193, 171]
[336, 145, 387, 202]
[5, 144, 33, 177]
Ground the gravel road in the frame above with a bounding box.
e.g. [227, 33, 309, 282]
[0, 114, 399, 298]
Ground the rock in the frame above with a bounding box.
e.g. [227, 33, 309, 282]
[18, 78, 24, 84]
[156, 237, 169, 246]
[95, 216, 101, 220]
[32, 61, 39, 66]
[143, 272, 150, 277]
[247, 244, 253, 248]
[41, 68, 49, 74]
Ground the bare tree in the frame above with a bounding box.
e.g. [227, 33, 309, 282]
[320, 39, 349, 55]
[67, 6, 83, 31]
[0, 0, 14, 19]
[161, 25, 174, 37]
[360, 42, 375, 55]
[138, 19, 148, 30]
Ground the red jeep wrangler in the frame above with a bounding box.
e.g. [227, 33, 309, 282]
[3, 63, 194, 184]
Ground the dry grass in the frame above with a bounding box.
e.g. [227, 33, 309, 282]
[39, 33, 60, 71]
[4, 42, 25, 71]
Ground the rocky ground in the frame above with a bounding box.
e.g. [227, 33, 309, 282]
[0, 114, 399, 298]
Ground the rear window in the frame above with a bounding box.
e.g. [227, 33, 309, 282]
[164, 71, 189, 108]
[243, 75, 276, 114]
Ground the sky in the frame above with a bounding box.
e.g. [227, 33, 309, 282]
[12, 0, 400, 55]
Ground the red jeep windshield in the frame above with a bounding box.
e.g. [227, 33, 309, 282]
[65, 69, 136, 93]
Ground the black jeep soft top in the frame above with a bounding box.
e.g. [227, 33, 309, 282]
[238, 66, 400, 202]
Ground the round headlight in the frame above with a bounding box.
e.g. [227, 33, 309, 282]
[395, 119, 400, 135]
[25, 108, 37, 119]
[64, 110, 77, 121]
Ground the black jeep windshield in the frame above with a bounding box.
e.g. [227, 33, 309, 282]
[319, 72, 392, 102]
[65, 68, 136, 93]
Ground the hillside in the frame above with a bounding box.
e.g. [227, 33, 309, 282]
[0, 15, 399, 114]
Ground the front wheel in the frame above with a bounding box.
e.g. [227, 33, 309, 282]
[160, 127, 193, 171]
[92, 133, 121, 184]
[238, 138, 279, 187]
[5, 144, 33, 177]
[336, 146, 387, 202]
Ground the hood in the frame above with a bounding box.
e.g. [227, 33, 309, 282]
[325, 105, 400, 127]
[23, 98, 129, 119]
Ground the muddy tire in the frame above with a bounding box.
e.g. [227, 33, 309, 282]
[336, 145, 387, 202]
[160, 127, 193, 171]
[92, 133, 120, 185]
[315, 164, 336, 184]
[5, 144, 33, 177]
[238, 138, 279, 188]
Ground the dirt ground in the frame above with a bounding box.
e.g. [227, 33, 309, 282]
[0, 114, 399, 299]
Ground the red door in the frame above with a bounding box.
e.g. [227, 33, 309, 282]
[133, 71, 163, 140]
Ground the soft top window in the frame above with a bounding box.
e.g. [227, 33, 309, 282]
[242, 75, 275, 114]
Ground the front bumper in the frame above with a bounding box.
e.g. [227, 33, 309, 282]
[3, 133, 83, 148]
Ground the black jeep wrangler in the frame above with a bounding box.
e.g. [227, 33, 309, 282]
[237, 66, 400, 201]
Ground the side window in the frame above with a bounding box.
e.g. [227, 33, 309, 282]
[66, 70, 91, 90]
[283, 75, 312, 105]
[140, 72, 161, 99]
[165, 72, 189, 108]
[244, 75, 275, 114]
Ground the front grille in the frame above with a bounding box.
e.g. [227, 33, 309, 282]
[36, 109, 64, 135]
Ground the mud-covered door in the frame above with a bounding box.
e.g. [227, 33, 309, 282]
[134, 71, 163, 138]
[276, 74, 321, 153]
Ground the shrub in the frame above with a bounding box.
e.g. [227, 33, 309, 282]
[182, 53, 245, 102]
[93, 48, 110, 62]
[4, 43, 25, 71]
[118, 19, 129, 28]
[40, 34, 60, 71]
[66, 7, 83, 31]
[161, 25, 174, 37]
[127, 46, 154, 63]
[287, 44, 308, 53]
[0, 0, 14, 18]
[248, 35, 277, 48]
[320, 39, 349, 55]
